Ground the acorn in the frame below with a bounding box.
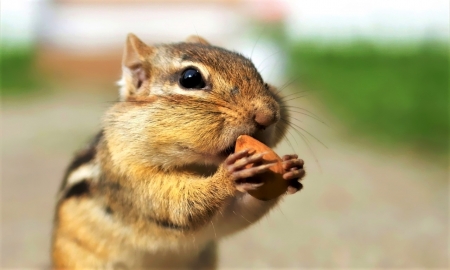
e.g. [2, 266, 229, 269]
[234, 135, 288, 201]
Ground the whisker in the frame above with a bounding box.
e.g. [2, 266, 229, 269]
[275, 77, 300, 95]
[281, 119, 323, 172]
[282, 106, 326, 120]
[193, 24, 200, 41]
[232, 210, 251, 224]
[189, 232, 197, 248]
[285, 126, 301, 152]
[217, 208, 224, 218]
[275, 124, 295, 154]
[250, 27, 266, 61]
[210, 220, 217, 240]
[287, 120, 328, 149]
[256, 50, 282, 73]
[264, 52, 284, 82]
[275, 204, 293, 225]
[279, 90, 311, 100]
[287, 116, 304, 124]
[281, 118, 313, 154]
[281, 94, 310, 103]
[287, 110, 329, 127]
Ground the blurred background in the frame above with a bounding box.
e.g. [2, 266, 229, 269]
[1, 0, 448, 268]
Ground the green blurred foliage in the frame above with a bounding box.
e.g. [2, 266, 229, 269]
[286, 40, 449, 156]
[0, 46, 43, 96]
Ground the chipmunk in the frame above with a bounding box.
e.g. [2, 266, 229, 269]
[51, 34, 306, 269]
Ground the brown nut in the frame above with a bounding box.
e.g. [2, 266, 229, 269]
[234, 135, 288, 201]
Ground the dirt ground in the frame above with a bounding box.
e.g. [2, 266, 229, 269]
[1, 89, 448, 269]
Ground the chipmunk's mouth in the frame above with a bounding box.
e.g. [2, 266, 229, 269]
[222, 144, 235, 156]
[218, 138, 240, 157]
[219, 134, 253, 157]
[218, 131, 261, 157]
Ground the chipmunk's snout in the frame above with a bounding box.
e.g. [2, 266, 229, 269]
[253, 109, 279, 130]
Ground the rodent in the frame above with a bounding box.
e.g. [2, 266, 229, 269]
[51, 34, 306, 269]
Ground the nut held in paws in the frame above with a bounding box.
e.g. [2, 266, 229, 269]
[234, 135, 288, 200]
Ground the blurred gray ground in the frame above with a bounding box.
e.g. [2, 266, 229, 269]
[1, 90, 448, 269]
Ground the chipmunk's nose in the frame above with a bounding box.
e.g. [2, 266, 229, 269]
[254, 110, 278, 129]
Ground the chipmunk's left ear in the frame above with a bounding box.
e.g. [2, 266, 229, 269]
[185, 35, 210, 45]
[119, 33, 154, 100]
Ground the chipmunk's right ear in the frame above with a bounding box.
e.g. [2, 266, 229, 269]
[185, 35, 210, 45]
[120, 33, 153, 100]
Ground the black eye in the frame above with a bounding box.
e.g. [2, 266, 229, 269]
[179, 68, 206, 89]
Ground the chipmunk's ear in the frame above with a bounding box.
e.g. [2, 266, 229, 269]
[119, 33, 153, 100]
[185, 35, 210, 45]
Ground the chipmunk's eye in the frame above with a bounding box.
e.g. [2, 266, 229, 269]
[179, 68, 206, 89]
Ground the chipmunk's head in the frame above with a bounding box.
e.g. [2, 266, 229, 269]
[104, 34, 288, 170]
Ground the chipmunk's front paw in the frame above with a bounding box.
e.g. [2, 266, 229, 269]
[282, 154, 305, 195]
[224, 149, 275, 193]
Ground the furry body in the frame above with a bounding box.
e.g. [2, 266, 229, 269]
[52, 34, 305, 269]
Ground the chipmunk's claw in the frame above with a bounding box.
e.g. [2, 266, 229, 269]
[224, 149, 275, 192]
[281, 154, 305, 195]
[286, 181, 303, 194]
